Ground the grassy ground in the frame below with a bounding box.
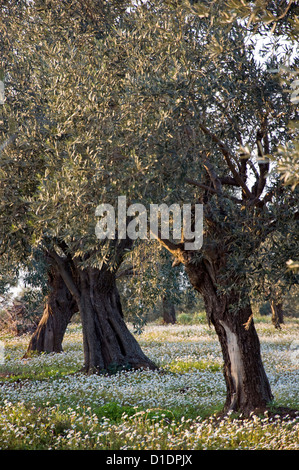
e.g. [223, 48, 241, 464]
[0, 316, 298, 450]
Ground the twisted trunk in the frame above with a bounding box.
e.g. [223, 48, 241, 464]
[24, 267, 77, 357]
[54, 257, 157, 374]
[185, 259, 273, 415]
[48, 238, 157, 375]
[78, 267, 157, 374]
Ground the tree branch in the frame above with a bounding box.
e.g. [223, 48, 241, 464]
[219, 176, 239, 186]
[48, 248, 81, 304]
[247, 159, 259, 180]
[203, 159, 222, 193]
[186, 178, 243, 204]
[150, 229, 185, 262]
[197, 120, 252, 198]
[189, 96, 252, 198]
[251, 118, 270, 199]
[210, 97, 250, 184]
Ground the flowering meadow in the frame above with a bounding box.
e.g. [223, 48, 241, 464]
[0, 317, 298, 450]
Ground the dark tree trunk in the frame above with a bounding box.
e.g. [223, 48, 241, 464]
[63, 263, 157, 374]
[162, 296, 176, 324]
[270, 300, 284, 329]
[24, 267, 77, 357]
[48, 238, 157, 375]
[185, 260, 273, 415]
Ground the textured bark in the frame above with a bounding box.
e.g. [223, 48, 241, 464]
[53, 257, 157, 374]
[185, 259, 273, 415]
[24, 268, 77, 357]
[77, 266, 157, 374]
[48, 236, 157, 375]
[270, 300, 284, 329]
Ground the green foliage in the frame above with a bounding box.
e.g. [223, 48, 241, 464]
[0, 0, 297, 323]
[259, 301, 272, 316]
[94, 402, 137, 423]
[167, 359, 221, 373]
[118, 242, 198, 328]
[177, 311, 206, 325]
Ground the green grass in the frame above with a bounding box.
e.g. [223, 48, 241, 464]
[0, 356, 79, 381]
[167, 359, 222, 373]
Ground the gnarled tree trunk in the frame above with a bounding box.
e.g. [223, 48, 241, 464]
[24, 267, 77, 357]
[185, 259, 273, 415]
[49, 242, 158, 375]
[77, 266, 157, 374]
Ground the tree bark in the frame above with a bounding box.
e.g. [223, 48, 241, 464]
[270, 300, 284, 329]
[79, 266, 157, 374]
[162, 296, 176, 324]
[185, 260, 273, 415]
[24, 267, 77, 357]
[55, 258, 157, 374]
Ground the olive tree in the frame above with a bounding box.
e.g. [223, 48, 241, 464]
[0, 0, 157, 373]
[103, 0, 297, 413]
[1, 0, 297, 414]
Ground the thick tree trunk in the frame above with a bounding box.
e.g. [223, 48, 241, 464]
[162, 296, 176, 324]
[185, 261, 273, 415]
[24, 268, 77, 357]
[270, 300, 284, 329]
[75, 266, 157, 374]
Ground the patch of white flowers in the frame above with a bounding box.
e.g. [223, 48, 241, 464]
[0, 319, 298, 449]
[0, 400, 297, 450]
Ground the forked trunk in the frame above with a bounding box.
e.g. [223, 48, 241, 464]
[76, 266, 157, 374]
[185, 261, 273, 415]
[24, 268, 77, 357]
